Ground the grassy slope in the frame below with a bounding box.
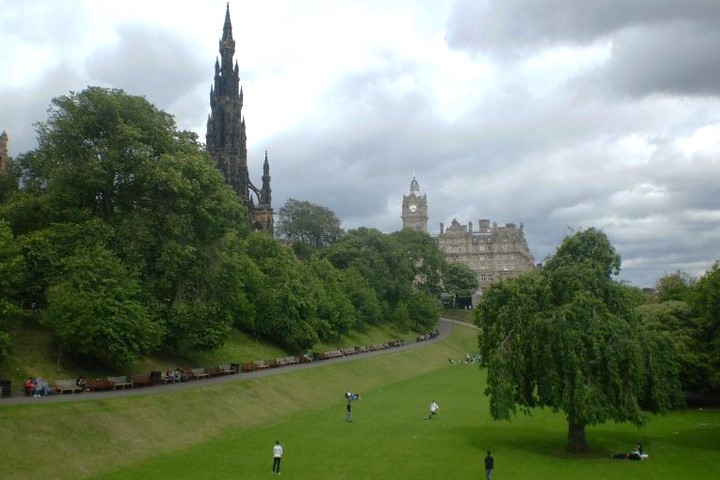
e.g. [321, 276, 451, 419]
[440, 308, 475, 324]
[0, 324, 476, 480]
[3, 323, 719, 480]
[0, 320, 416, 396]
[93, 371, 720, 480]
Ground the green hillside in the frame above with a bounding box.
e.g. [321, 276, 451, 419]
[2, 323, 718, 480]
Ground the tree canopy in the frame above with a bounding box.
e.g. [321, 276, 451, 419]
[443, 262, 479, 305]
[475, 228, 683, 452]
[276, 198, 344, 251]
[1, 87, 250, 364]
[0, 86, 445, 368]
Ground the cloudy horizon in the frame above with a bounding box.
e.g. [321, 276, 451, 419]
[1, 0, 719, 288]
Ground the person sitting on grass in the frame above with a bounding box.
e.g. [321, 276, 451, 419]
[612, 443, 648, 460]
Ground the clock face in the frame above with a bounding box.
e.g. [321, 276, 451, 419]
[409, 204, 417, 212]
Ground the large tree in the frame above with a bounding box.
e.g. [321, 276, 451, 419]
[276, 198, 344, 251]
[44, 246, 160, 367]
[325, 227, 414, 319]
[443, 262, 479, 306]
[476, 228, 682, 452]
[1, 87, 250, 361]
[655, 270, 695, 302]
[390, 229, 446, 296]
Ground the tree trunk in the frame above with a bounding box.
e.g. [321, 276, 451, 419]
[567, 421, 588, 453]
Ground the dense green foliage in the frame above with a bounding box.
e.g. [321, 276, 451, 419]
[475, 228, 683, 452]
[639, 265, 720, 393]
[0, 87, 449, 368]
[688, 262, 720, 389]
[0, 221, 23, 360]
[276, 198, 344, 253]
[443, 262, 479, 304]
[324, 227, 442, 332]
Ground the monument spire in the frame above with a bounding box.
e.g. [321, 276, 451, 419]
[206, 4, 273, 233]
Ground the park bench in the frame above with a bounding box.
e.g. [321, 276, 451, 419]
[131, 373, 153, 388]
[320, 350, 343, 360]
[54, 379, 82, 394]
[253, 360, 269, 370]
[189, 368, 209, 380]
[342, 348, 356, 356]
[241, 362, 255, 372]
[218, 364, 236, 375]
[86, 377, 113, 392]
[108, 376, 134, 390]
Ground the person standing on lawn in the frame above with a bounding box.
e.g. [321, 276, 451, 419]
[484, 451, 494, 480]
[272, 440, 283, 474]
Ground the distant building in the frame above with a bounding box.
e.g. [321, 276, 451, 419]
[401, 176, 429, 232]
[401, 175, 535, 298]
[206, 5, 273, 232]
[0, 130, 9, 171]
[437, 218, 535, 296]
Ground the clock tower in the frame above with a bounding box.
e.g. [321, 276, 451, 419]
[402, 176, 428, 232]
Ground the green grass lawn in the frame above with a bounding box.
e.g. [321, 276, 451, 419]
[2, 324, 719, 480]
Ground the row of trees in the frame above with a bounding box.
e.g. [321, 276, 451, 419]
[0, 87, 477, 368]
[639, 265, 720, 394]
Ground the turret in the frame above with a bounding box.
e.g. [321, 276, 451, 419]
[260, 150, 272, 208]
[0, 130, 9, 171]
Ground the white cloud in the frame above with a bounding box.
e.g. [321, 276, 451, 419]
[0, 0, 719, 287]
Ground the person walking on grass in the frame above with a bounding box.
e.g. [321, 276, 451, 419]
[272, 440, 283, 474]
[346, 400, 352, 422]
[424, 400, 439, 419]
[484, 450, 494, 480]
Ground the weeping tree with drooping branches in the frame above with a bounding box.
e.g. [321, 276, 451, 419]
[476, 228, 683, 453]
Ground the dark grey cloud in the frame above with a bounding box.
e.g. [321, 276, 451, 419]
[599, 21, 720, 97]
[446, 0, 720, 50]
[447, 0, 720, 97]
[86, 24, 207, 114]
[0, 63, 87, 156]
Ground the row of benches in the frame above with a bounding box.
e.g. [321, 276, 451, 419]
[40, 364, 239, 395]
[22, 339, 409, 396]
[240, 341, 405, 372]
[241, 356, 307, 372]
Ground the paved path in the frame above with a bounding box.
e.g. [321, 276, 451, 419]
[2, 318, 470, 407]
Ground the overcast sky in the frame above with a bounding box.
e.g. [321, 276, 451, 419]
[1, 0, 719, 288]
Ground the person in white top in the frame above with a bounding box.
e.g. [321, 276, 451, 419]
[272, 440, 283, 474]
[425, 400, 439, 420]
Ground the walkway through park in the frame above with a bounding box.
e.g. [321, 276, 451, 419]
[2, 318, 471, 406]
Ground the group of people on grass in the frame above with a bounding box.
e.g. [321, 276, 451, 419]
[448, 353, 482, 366]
